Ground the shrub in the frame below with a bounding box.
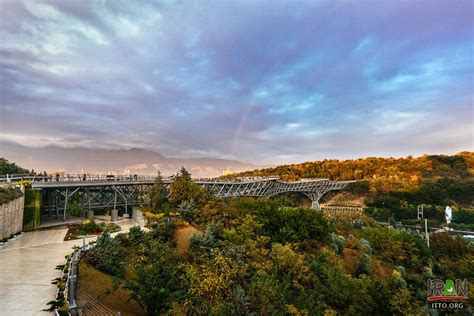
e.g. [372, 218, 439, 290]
[452, 209, 474, 224]
[0, 187, 23, 205]
[255, 206, 331, 243]
[68, 201, 83, 217]
[355, 254, 372, 277]
[89, 232, 128, 276]
[189, 233, 203, 252]
[77, 220, 100, 235]
[144, 211, 165, 223]
[330, 233, 345, 255]
[360, 238, 372, 255]
[178, 200, 196, 223]
[100, 222, 121, 233]
[128, 226, 145, 247]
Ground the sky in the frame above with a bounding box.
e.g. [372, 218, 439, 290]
[0, 0, 473, 165]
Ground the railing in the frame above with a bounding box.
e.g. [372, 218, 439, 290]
[1, 173, 284, 184]
[54, 241, 96, 316]
[0, 173, 170, 183]
[195, 176, 280, 183]
[66, 247, 79, 311]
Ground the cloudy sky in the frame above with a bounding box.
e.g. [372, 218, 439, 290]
[0, 0, 472, 164]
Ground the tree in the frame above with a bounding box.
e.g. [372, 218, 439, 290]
[178, 200, 196, 222]
[89, 233, 128, 276]
[125, 241, 181, 315]
[0, 158, 29, 175]
[150, 171, 168, 212]
[169, 167, 209, 209]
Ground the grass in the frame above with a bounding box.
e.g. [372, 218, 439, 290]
[77, 260, 145, 316]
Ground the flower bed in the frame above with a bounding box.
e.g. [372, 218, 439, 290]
[64, 220, 121, 240]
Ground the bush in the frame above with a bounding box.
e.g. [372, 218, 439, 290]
[255, 205, 331, 243]
[144, 211, 165, 223]
[189, 233, 202, 252]
[89, 233, 128, 276]
[77, 220, 100, 235]
[330, 232, 345, 255]
[178, 200, 196, 222]
[452, 209, 474, 224]
[448, 222, 474, 231]
[0, 187, 23, 205]
[150, 221, 178, 244]
[100, 223, 121, 233]
[68, 201, 83, 217]
[355, 254, 372, 277]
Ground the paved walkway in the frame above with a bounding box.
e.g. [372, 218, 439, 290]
[0, 220, 137, 316]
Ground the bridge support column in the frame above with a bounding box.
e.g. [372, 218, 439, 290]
[306, 192, 321, 210]
[111, 209, 118, 222]
[64, 188, 68, 221]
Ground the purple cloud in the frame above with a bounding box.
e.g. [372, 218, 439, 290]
[0, 0, 472, 164]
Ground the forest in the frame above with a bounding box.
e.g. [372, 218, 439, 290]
[81, 167, 473, 315]
[231, 152, 474, 230]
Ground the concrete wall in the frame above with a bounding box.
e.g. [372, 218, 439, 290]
[132, 206, 146, 227]
[0, 195, 25, 240]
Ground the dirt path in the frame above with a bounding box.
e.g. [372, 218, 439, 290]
[175, 223, 200, 256]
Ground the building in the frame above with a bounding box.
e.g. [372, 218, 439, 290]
[222, 168, 233, 176]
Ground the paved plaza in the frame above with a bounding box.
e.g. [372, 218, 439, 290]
[0, 220, 137, 316]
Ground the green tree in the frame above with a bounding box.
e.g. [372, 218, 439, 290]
[169, 167, 209, 209]
[178, 200, 196, 222]
[0, 158, 29, 175]
[89, 232, 128, 276]
[150, 171, 168, 212]
[125, 241, 181, 315]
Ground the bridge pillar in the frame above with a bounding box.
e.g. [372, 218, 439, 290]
[306, 192, 321, 210]
[311, 199, 320, 210]
[64, 187, 68, 221]
[111, 209, 118, 222]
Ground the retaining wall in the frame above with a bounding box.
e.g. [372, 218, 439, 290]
[0, 195, 25, 240]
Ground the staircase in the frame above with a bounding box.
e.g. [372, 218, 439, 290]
[75, 286, 116, 316]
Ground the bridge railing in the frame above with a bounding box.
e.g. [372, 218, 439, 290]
[0, 173, 171, 183]
[1, 173, 283, 184]
[195, 176, 279, 183]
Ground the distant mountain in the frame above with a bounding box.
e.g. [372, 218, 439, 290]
[0, 141, 261, 177]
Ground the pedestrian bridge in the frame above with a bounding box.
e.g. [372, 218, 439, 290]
[1, 174, 354, 219]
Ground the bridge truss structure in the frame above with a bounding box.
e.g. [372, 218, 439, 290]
[1, 174, 354, 220]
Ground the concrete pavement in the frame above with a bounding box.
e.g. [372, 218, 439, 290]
[0, 220, 137, 316]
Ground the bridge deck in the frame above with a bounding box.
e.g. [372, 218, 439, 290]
[3, 173, 354, 211]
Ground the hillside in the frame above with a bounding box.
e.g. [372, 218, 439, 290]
[75, 169, 474, 315]
[231, 152, 474, 208]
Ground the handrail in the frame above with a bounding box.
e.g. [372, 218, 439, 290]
[1, 173, 331, 184]
[56, 242, 97, 315]
[0, 173, 169, 183]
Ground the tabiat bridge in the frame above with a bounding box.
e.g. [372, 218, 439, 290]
[1, 174, 354, 220]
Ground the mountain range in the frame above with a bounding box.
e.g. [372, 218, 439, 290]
[0, 141, 261, 177]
